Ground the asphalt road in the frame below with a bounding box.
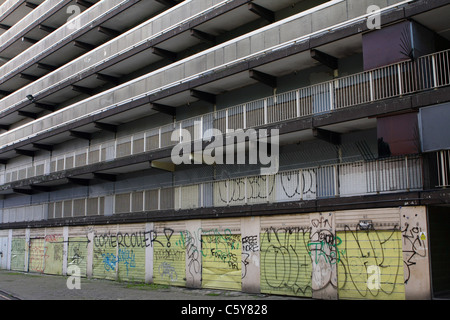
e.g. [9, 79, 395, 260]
[0, 269, 301, 301]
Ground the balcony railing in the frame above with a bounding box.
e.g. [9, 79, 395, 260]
[437, 150, 450, 188]
[1, 49, 449, 186]
[0, 154, 423, 223]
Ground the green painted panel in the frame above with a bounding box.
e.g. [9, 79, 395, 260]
[10, 238, 26, 271]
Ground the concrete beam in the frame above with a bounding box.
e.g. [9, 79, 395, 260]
[30, 185, 52, 192]
[190, 29, 216, 45]
[38, 24, 56, 33]
[248, 3, 274, 23]
[72, 85, 94, 96]
[155, 0, 180, 7]
[151, 103, 176, 117]
[249, 69, 277, 88]
[21, 37, 38, 44]
[36, 63, 57, 72]
[190, 89, 216, 104]
[13, 188, 34, 195]
[73, 40, 95, 51]
[93, 173, 117, 182]
[151, 47, 177, 62]
[68, 177, 90, 186]
[18, 110, 38, 119]
[96, 73, 120, 85]
[76, 0, 94, 8]
[25, 2, 38, 9]
[34, 103, 56, 112]
[97, 26, 120, 38]
[151, 160, 175, 172]
[70, 130, 92, 140]
[311, 49, 339, 71]
[94, 122, 117, 133]
[19, 73, 39, 82]
[32, 143, 53, 152]
[312, 128, 341, 145]
[15, 149, 35, 157]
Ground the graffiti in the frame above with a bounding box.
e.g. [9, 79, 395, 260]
[308, 214, 341, 293]
[98, 248, 136, 276]
[29, 239, 48, 273]
[93, 231, 151, 248]
[210, 248, 239, 270]
[202, 229, 242, 290]
[337, 225, 405, 300]
[278, 169, 316, 200]
[215, 177, 275, 205]
[177, 229, 202, 279]
[101, 252, 117, 272]
[260, 226, 312, 297]
[159, 262, 178, 281]
[401, 222, 427, 284]
[3, 207, 430, 299]
[68, 244, 84, 265]
[154, 249, 184, 261]
[242, 235, 259, 252]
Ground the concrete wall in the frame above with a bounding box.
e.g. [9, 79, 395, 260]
[0, 206, 431, 300]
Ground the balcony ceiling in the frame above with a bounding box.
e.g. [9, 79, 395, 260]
[412, 4, 450, 40]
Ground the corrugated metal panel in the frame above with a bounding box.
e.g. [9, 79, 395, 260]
[11, 230, 26, 271]
[260, 214, 312, 297]
[337, 230, 405, 300]
[67, 236, 89, 278]
[28, 238, 45, 273]
[153, 222, 186, 287]
[0, 236, 8, 270]
[43, 228, 64, 275]
[92, 225, 119, 280]
[202, 233, 242, 291]
[116, 224, 146, 282]
[68, 226, 91, 277]
[335, 208, 401, 231]
[201, 218, 242, 291]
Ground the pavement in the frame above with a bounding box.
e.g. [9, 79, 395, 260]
[0, 269, 302, 301]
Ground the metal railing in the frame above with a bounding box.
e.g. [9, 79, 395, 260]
[437, 150, 450, 188]
[1, 154, 423, 223]
[1, 49, 449, 186]
[67, 155, 423, 217]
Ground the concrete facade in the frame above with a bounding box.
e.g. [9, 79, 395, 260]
[1, 0, 450, 300]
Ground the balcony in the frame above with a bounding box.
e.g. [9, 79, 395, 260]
[0, 153, 424, 223]
[1, 48, 449, 188]
[0, 0, 415, 152]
